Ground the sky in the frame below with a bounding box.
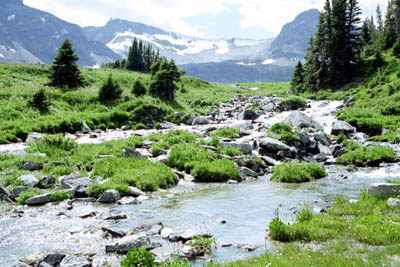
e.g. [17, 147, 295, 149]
[24, 0, 389, 39]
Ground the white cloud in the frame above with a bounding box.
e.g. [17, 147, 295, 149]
[24, 0, 390, 38]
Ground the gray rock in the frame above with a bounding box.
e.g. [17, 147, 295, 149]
[78, 211, 97, 219]
[298, 131, 310, 146]
[318, 144, 332, 155]
[240, 167, 258, 178]
[314, 131, 330, 146]
[260, 156, 278, 166]
[18, 174, 39, 187]
[25, 193, 52, 206]
[98, 189, 121, 203]
[331, 120, 356, 136]
[238, 110, 259, 121]
[39, 262, 52, 267]
[368, 183, 400, 198]
[192, 116, 212, 125]
[216, 218, 227, 224]
[161, 227, 174, 239]
[105, 234, 153, 254]
[68, 184, 89, 198]
[388, 198, 400, 207]
[10, 186, 30, 199]
[285, 111, 323, 130]
[117, 197, 140, 205]
[128, 186, 145, 197]
[220, 141, 253, 154]
[41, 253, 66, 266]
[160, 122, 177, 129]
[81, 120, 91, 133]
[155, 154, 169, 164]
[0, 185, 9, 197]
[12, 263, 31, 267]
[0, 193, 12, 202]
[60, 256, 91, 267]
[26, 132, 44, 143]
[102, 227, 126, 237]
[394, 134, 400, 144]
[262, 103, 276, 112]
[259, 137, 290, 152]
[22, 161, 39, 171]
[237, 243, 259, 251]
[123, 148, 143, 158]
[59, 172, 95, 189]
[105, 214, 128, 220]
[121, 124, 131, 131]
[227, 180, 238, 184]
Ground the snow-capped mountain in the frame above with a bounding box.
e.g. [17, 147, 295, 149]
[0, 0, 119, 66]
[83, 19, 273, 65]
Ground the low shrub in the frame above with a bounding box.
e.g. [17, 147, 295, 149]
[220, 146, 243, 157]
[211, 128, 240, 139]
[279, 96, 307, 110]
[269, 123, 292, 134]
[191, 159, 240, 182]
[271, 161, 327, 183]
[269, 123, 299, 145]
[120, 248, 154, 267]
[268, 217, 292, 242]
[98, 74, 122, 101]
[28, 88, 51, 111]
[132, 79, 147, 97]
[337, 145, 398, 166]
[188, 235, 217, 255]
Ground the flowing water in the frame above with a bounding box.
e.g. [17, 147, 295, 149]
[1, 99, 400, 266]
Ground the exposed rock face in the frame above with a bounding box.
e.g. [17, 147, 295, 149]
[368, 183, 400, 198]
[331, 120, 356, 136]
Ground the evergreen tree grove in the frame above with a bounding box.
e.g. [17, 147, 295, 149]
[49, 39, 84, 89]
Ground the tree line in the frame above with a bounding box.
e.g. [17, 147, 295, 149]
[291, 0, 400, 93]
[101, 37, 162, 73]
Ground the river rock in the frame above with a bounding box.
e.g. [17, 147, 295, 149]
[121, 124, 131, 131]
[105, 234, 153, 254]
[26, 132, 44, 143]
[260, 156, 278, 166]
[367, 183, 400, 198]
[18, 174, 39, 187]
[259, 137, 290, 152]
[0, 185, 8, 197]
[10, 186, 29, 199]
[192, 116, 212, 125]
[98, 189, 121, 203]
[102, 227, 126, 237]
[240, 167, 258, 178]
[331, 120, 356, 136]
[25, 193, 52, 206]
[237, 243, 259, 251]
[161, 227, 174, 239]
[117, 197, 140, 205]
[394, 134, 400, 144]
[314, 131, 330, 146]
[262, 103, 276, 112]
[12, 263, 31, 267]
[318, 144, 332, 155]
[129, 186, 145, 197]
[388, 198, 400, 207]
[238, 110, 259, 121]
[285, 111, 322, 130]
[123, 148, 142, 158]
[22, 161, 39, 171]
[59, 172, 95, 189]
[298, 131, 310, 146]
[60, 256, 91, 267]
[216, 218, 227, 224]
[81, 120, 91, 133]
[160, 122, 177, 129]
[220, 141, 252, 154]
[41, 254, 66, 266]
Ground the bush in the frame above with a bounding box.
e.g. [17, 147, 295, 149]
[271, 161, 327, 183]
[132, 79, 147, 97]
[120, 248, 154, 267]
[98, 74, 122, 101]
[191, 159, 240, 183]
[188, 235, 217, 255]
[337, 145, 397, 167]
[29, 88, 51, 111]
[268, 217, 292, 242]
[17, 188, 43, 205]
[28, 134, 77, 157]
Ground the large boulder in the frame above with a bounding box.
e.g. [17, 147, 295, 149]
[331, 120, 356, 136]
[105, 234, 154, 254]
[259, 137, 290, 152]
[314, 131, 330, 146]
[298, 131, 310, 146]
[128, 186, 145, 197]
[60, 256, 91, 267]
[59, 172, 95, 189]
[367, 183, 400, 198]
[220, 141, 253, 155]
[192, 116, 212, 125]
[285, 111, 322, 130]
[98, 189, 121, 204]
[41, 254, 66, 266]
[22, 161, 40, 171]
[18, 174, 39, 187]
[10, 186, 30, 199]
[25, 193, 52, 206]
[238, 110, 259, 121]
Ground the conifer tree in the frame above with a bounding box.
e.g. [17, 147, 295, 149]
[98, 74, 122, 101]
[49, 39, 84, 89]
[291, 61, 305, 93]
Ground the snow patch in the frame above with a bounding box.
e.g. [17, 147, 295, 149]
[233, 39, 264, 47]
[8, 14, 15, 21]
[9, 48, 16, 53]
[262, 59, 276, 65]
[237, 62, 256, 66]
[41, 17, 46, 23]
[0, 53, 4, 58]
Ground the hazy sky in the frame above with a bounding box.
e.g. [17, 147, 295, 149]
[24, 0, 388, 39]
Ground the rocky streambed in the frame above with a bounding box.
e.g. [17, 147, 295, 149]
[1, 95, 400, 267]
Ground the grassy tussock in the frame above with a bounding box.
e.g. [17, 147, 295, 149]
[270, 161, 327, 183]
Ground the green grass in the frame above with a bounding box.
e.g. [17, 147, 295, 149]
[149, 130, 198, 156]
[16, 188, 43, 204]
[279, 96, 307, 109]
[88, 157, 177, 197]
[191, 159, 240, 182]
[211, 128, 241, 139]
[337, 145, 398, 166]
[268, 123, 300, 145]
[270, 161, 328, 183]
[0, 63, 287, 144]
[168, 143, 216, 172]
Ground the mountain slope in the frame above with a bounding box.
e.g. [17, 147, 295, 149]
[83, 18, 273, 65]
[0, 0, 119, 66]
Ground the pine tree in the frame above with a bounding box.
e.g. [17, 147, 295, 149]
[49, 39, 84, 89]
[132, 78, 147, 97]
[126, 38, 140, 70]
[394, 0, 400, 34]
[138, 39, 145, 71]
[291, 61, 305, 93]
[360, 19, 371, 46]
[383, 0, 397, 49]
[149, 59, 184, 101]
[376, 5, 384, 33]
[98, 74, 122, 101]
